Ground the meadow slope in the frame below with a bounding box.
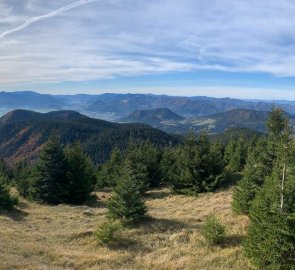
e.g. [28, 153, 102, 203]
[0, 188, 252, 270]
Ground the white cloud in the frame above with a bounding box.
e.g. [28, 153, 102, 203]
[0, 0, 295, 84]
[0, 0, 100, 39]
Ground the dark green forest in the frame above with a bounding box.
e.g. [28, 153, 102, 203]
[0, 110, 179, 164]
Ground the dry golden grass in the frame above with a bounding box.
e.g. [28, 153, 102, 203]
[0, 188, 253, 270]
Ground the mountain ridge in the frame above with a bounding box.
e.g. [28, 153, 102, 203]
[2, 91, 295, 121]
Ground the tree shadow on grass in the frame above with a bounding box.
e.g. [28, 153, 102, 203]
[139, 216, 199, 233]
[0, 207, 28, 221]
[106, 236, 143, 251]
[83, 194, 108, 209]
[223, 234, 245, 248]
[145, 189, 172, 200]
[95, 216, 202, 253]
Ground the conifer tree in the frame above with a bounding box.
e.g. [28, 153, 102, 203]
[195, 131, 224, 192]
[160, 147, 182, 185]
[64, 143, 96, 204]
[170, 131, 224, 194]
[244, 174, 295, 268]
[226, 137, 247, 173]
[139, 142, 162, 187]
[0, 175, 17, 210]
[0, 158, 10, 184]
[211, 140, 225, 160]
[265, 106, 287, 168]
[232, 137, 270, 214]
[233, 107, 289, 214]
[107, 160, 147, 225]
[169, 131, 200, 193]
[96, 148, 123, 188]
[125, 141, 149, 193]
[244, 117, 295, 269]
[13, 162, 34, 199]
[266, 106, 286, 139]
[224, 139, 236, 166]
[30, 136, 68, 204]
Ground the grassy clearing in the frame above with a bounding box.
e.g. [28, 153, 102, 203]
[0, 188, 252, 270]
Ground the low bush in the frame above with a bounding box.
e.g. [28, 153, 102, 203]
[201, 215, 226, 246]
[0, 179, 18, 210]
[95, 220, 122, 245]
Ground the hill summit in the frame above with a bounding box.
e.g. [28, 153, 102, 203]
[119, 108, 184, 126]
[0, 110, 85, 125]
[0, 110, 177, 164]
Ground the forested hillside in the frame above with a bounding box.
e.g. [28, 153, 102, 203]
[0, 110, 178, 164]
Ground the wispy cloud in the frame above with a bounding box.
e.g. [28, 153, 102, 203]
[0, 0, 100, 39]
[0, 0, 295, 87]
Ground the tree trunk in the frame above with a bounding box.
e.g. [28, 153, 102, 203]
[280, 162, 286, 213]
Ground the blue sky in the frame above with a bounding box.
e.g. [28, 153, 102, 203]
[1, 0, 295, 99]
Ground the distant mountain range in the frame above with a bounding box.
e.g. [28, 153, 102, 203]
[0, 91, 64, 112]
[2, 91, 295, 120]
[119, 108, 295, 134]
[0, 109, 177, 164]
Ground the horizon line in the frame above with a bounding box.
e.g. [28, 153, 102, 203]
[1, 89, 295, 102]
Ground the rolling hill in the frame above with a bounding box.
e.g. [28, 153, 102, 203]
[118, 108, 184, 127]
[0, 110, 178, 164]
[119, 108, 294, 134]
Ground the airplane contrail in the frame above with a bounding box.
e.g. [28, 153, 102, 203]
[0, 0, 100, 39]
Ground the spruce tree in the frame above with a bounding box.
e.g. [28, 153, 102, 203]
[169, 132, 200, 193]
[125, 141, 149, 193]
[195, 131, 224, 192]
[232, 107, 289, 215]
[30, 136, 68, 204]
[0, 159, 10, 184]
[14, 162, 34, 199]
[170, 131, 224, 194]
[211, 140, 225, 161]
[265, 106, 287, 168]
[64, 143, 96, 204]
[224, 139, 236, 166]
[139, 142, 162, 187]
[244, 175, 295, 269]
[226, 137, 247, 173]
[232, 137, 270, 214]
[0, 175, 17, 210]
[97, 148, 123, 189]
[244, 118, 295, 269]
[160, 147, 182, 185]
[107, 160, 147, 225]
[266, 106, 286, 139]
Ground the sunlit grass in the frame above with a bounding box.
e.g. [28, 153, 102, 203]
[0, 188, 252, 270]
